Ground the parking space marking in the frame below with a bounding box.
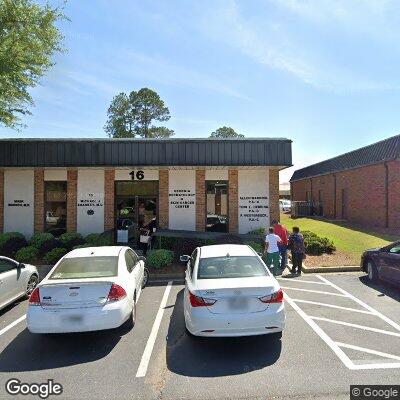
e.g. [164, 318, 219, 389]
[136, 281, 172, 378]
[310, 316, 400, 337]
[0, 315, 26, 337]
[280, 286, 348, 297]
[335, 342, 400, 361]
[278, 278, 329, 286]
[291, 299, 373, 314]
[317, 275, 400, 332]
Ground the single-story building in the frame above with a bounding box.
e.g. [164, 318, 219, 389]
[290, 135, 400, 229]
[0, 137, 292, 241]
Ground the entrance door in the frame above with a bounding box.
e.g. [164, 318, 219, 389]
[116, 198, 138, 242]
[206, 181, 229, 232]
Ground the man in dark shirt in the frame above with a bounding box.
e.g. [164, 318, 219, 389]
[288, 226, 305, 275]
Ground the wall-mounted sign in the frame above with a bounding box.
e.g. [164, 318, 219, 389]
[77, 193, 103, 208]
[7, 199, 31, 207]
[239, 196, 269, 222]
[169, 189, 195, 209]
[129, 170, 145, 181]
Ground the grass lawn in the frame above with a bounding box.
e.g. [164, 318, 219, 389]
[280, 213, 400, 266]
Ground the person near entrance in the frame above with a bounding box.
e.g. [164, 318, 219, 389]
[288, 226, 305, 275]
[272, 219, 289, 272]
[263, 227, 282, 276]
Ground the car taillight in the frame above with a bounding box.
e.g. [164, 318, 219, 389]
[29, 287, 41, 306]
[259, 289, 284, 304]
[107, 284, 127, 302]
[188, 291, 216, 307]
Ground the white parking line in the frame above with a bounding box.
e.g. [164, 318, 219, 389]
[280, 286, 348, 297]
[291, 299, 373, 314]
[310, 316, 400, 338]
[0, 315, 26, 336]
[336, 342, 400, 361]
[278, 278, 329, 286]
[136, 281, 172, 378]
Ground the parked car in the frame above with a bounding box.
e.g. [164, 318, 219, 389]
[180, 244, 285, 337]
[0, 256, 39, 311]
[279, 199, 291, 213]
[361, 242, 400, 287]
[27, 246, 146, 334]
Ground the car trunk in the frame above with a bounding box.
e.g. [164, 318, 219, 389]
[195, 276, 278, 314]
[39, 281, 113, 310]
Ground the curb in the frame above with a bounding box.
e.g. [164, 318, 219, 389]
[302, 265, 361, 273]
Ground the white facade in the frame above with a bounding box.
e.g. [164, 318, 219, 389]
[238, 169, 270, 234]
[4, 170, 35, 238]
[77, 169, 105, 236]
[168, 170, 196, 230]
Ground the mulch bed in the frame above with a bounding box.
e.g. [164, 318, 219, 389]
[303, 251, 358, 267]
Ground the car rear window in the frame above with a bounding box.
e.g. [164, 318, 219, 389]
[49, 256, 118, 279]
[197, 256, 267, 279]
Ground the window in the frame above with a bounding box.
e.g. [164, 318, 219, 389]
[206, 181, 228, 232]
[0, 258, 16, 274]
[389, 245, 400, 254]
[190, 249, 198, 280]
[49, 256, 118, 279]
[45, 181, 67, 235]
[125, 251, 135, 273]
[197, 256, 267, 279]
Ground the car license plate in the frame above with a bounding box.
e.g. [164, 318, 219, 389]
[65, 315, 83, 323]
[228, 297, 248, 310]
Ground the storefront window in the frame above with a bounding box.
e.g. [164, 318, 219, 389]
[206, 181, 228, 232]
[45, 181, 67, 235]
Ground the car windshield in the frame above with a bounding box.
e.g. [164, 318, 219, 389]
[197, 256, 267, 279]
[49, 256, 118, 280]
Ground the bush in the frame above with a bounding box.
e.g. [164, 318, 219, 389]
[59, 232, 84, 250]
[245, 241, 263, 254]
[15, 246, 39, 263]
[72, 244, 91, 250]
[0, 233, 28, 257]
[302, 230, 336, 255]
[43, 247, 68, 265]
[248, 227, 266, 235]
[38, 238, 63, 256]
[85, 233, 112, 247]
[146, 249, 174, 269]
[214, 234, 243, 245]
[30, 232, 54, 250]
[172, 238, 201, 260]
[158, 236, 176, 251]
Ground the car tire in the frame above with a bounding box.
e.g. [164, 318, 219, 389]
[25, 274, 39, 298]
[367, 260, 378, 282]
[270, 331, 283, 340]
[142, 268, 149, 289]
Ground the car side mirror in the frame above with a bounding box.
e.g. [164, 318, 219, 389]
[180, 255, 190, 263]
[18, 263, 25, 269]
[138, 256, 146, 263]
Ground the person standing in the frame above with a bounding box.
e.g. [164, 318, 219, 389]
[288, 226, 305, 275]
[263, 227, 282, 276]
[272, 219, 289, 272]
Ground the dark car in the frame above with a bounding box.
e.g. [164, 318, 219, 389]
[361, 241, 400, 287]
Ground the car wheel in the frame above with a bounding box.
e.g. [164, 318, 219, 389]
[367, 260, 378, 282]
[142, 268, 149, 289]
[270, 331, 283, 340]
[26, 274, 38, 298]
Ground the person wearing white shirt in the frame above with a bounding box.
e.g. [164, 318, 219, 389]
[263, 227, 282, 275]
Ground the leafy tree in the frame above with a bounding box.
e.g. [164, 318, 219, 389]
[105, 88, 174, 138]
[210, 126, 244, 138]
[0, 0, 65, 129]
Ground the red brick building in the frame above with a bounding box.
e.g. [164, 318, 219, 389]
[290, 135, 400, 229]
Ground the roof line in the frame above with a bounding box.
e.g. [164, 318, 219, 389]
[0, 137, 292, 142]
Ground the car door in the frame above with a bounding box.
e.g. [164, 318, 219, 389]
[379, 244, 400, 284]
[184, 249, 198, 303]
[0, 258, 23, 308]
[125, 250, 141, 298]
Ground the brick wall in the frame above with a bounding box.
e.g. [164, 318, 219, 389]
[0, 171, 3, 233]
[34, 169, 45, 233]
[228, 169, 238, 233]
[104, 169, 115, 231]
[67, 169, 77, 232]
[195, 169, 205, 231]
[291, 161, 399, 228]
[269, 168, 280, 223]
[159, 169, 169, 229]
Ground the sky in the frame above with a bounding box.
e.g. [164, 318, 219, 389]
[2, 0, 400, 186]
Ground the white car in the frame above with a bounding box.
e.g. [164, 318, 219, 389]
[181, 244, 285, 337]
[279, 199, 291, 213]
[0, 257, 39, 311]
[27, 246, 146, 334]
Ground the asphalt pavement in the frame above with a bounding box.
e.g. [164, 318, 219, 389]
[0, 272, 399, 400]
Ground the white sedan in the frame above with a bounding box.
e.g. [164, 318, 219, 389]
[0, 257, 39, 311]
[27, 246, 146, 334]
[182, 244, 285, 337]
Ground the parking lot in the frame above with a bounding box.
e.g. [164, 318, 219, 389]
[0, 272, 399, 400]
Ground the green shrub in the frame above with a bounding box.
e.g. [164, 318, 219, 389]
[15, 246, 39, 263]
[172, 238, 201, 260]
[146, 249, 174, 269]
[43, 247, 68, 265]
[0, 232, 28, 257]
[302, 230, 336, 255]
[247, 227, 266, 235]
[30, 232, 54, 249]
[214, 234, 243, 245]
[59, 232, 84, 250]
[72, 244, 91, 250]
[85, 233, 112, 247]
[38, 238, 63, 256]
[158, 236, 176, 251]
[245, 241, 263, 254]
